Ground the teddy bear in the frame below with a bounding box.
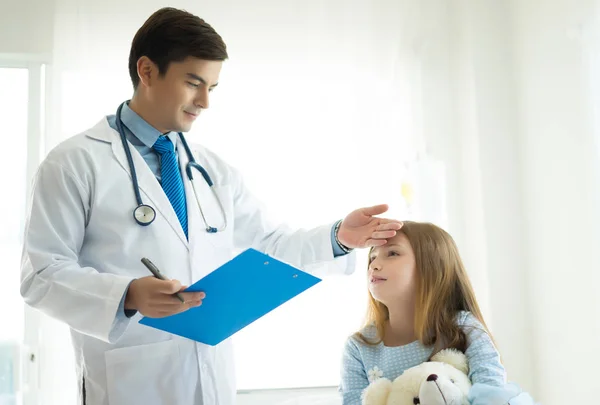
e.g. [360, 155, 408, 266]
[361, 348, 472, 405]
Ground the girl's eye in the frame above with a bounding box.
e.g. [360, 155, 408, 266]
[187, 82, 199, 88]
[388, 251, 399, 256]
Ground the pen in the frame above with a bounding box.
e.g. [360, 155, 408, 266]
[141, 257, 186, 303]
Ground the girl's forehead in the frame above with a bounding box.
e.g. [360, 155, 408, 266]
[371, 232, 410, 255]
[387, 231, 409, 245]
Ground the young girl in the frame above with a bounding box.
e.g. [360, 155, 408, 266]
[340, 221, 506, 404]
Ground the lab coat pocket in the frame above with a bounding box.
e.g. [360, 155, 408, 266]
[105, 339, 186, 405]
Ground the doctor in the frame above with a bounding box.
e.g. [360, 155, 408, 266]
[20, 7, 402, 405]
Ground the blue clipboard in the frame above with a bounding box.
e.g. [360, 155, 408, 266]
[139, 248, 321, 346]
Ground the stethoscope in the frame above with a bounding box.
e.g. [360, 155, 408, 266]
[115, 101, 227, 233]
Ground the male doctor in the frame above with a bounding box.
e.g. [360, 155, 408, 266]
[20, 7, 402, 405]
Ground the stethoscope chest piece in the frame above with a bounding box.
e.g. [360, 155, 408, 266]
[133, 204, 156, 226]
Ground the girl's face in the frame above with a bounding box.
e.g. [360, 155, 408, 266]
[367, 232, 418, 306]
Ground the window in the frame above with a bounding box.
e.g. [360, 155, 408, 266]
[0, 67, 28, 343]
[0, 66, 30, 405]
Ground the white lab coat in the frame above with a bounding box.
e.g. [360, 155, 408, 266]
[20, 117, 355, 405]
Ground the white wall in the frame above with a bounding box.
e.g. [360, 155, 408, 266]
[0, 0, 54, 57]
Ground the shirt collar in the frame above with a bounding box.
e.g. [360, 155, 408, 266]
[121, 101, 179, 148]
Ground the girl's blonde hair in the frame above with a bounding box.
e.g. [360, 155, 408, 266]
[355, 221, 493, 354]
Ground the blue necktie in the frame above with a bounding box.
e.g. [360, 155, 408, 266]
[153, 136, 188, 238]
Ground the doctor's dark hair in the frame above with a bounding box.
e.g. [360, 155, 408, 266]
[355, 221, 497, 357]
[128, 7, 228, 90]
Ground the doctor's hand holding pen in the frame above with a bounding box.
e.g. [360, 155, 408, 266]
[124, 258, 206, 318]
[124, 276, 205, 318]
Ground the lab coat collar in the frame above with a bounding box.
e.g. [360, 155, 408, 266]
[86, 118, 190, 248]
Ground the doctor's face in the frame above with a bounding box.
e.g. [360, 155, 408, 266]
[148, 57, 222, 133]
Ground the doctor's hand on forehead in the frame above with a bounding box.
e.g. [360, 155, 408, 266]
[337, 204, 403, 249]
[125, 277, 205, 318]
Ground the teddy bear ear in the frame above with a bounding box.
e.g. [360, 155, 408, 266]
[430, 348, 469, 375]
